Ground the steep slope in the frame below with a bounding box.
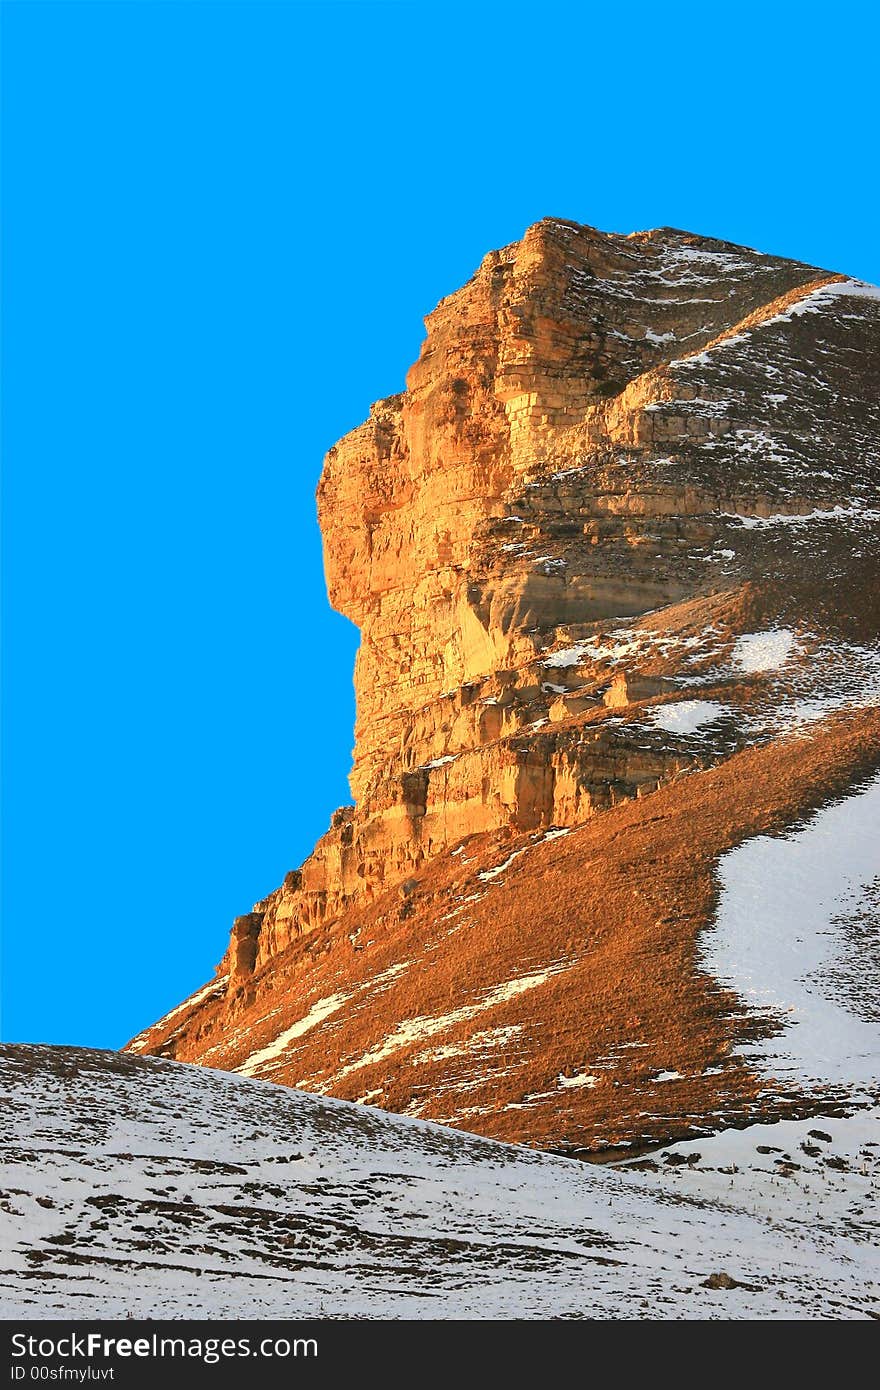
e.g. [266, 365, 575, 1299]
[1, 1046, 877, 1319]
[131, 713, 880, 1151]
[129, 218, 880, 1152]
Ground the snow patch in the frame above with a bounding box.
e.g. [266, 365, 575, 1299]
[237, 991, 352, 1076]
[327, 969, 561, 1084]
[728, 503, 880, 530]
[649, 700, 728, 735]
[478, 849, 527, 881]
[732, 629, 799, 673]
[702, 774, 880, 1092]
[558, 1072, 598, 1090]
[127, 976, 229, 1051]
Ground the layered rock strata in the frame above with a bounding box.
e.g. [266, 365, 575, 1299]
[224, 220, 879, 981]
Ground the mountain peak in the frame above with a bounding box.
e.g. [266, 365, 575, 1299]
[128, 224, 880, 1157]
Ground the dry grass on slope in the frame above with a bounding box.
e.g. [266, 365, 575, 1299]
[133, 709, 880, 1153]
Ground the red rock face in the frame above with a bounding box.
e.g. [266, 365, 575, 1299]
[128, 219, 880, 1152]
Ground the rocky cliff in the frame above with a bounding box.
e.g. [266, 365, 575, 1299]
[128, 219, 880, 1154]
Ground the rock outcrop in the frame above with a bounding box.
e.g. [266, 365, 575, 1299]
[128, 219, 880, 1152]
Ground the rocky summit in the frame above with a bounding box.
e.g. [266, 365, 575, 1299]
[128, 218, 880, 1156]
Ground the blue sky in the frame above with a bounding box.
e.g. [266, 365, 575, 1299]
[3, 0, 878, 1048]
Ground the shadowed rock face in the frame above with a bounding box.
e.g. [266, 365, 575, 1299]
[128, 219, 880, 1150]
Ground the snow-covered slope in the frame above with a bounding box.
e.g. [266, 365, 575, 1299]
[702, 772, 880, 1098]
[0, 1045, 877, 1319]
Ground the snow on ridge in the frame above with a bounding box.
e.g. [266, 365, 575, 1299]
[477, 827, 571, 883]
[669, 275, 880, 372]
[541, 632, 638, 668]
[669, 332, 750, 370]
[660, 246, 756, 274]
[541, 623, 717, 672]
[675, 635, 880, 735]
[127, 975, 229, 1051]
[761, 276, 880, 328]
[769, 644, 880, 733]
[727, 503, 880, 530]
